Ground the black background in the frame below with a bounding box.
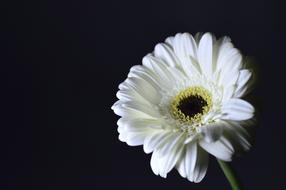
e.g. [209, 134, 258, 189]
[1, 0, 286, 189]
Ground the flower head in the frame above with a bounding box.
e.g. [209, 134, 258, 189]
[112, 32, 255, 182]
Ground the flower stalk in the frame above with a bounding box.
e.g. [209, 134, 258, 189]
[217, 159, 244, 190]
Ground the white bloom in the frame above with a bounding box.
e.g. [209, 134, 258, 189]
[111, 32, 254, 183]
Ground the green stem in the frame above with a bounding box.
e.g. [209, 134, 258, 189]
[217, 159, 244, 190]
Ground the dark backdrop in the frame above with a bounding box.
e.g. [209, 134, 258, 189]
[1, 0, 286, 189]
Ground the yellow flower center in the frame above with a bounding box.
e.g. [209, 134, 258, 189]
[170, 86, 212, 125]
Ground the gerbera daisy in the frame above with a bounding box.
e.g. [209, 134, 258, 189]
[112, 32, 254, 183]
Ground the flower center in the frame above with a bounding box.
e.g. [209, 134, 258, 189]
[170, 86, 212, 125]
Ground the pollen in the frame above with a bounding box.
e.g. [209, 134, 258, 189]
[170, 86, 212, 125]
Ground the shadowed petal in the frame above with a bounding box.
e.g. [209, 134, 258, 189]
[199, 136, 234, 161]
[221, 98, 254, 121]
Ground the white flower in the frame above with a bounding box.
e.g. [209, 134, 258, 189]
[111, 32, 255, 183]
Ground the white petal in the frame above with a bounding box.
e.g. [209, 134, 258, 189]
[126, 131, 151, 146]
[167, 66, 187, 83]
[117, 118, 162, 146]
[165, 36, 174, 46]
[158, 133, 183, 156]
[143, 131, 169, 154]
[117, 118, 156, 146]
[118, 76, 161, 105]
[150, 137, 184, 178]
[221, 98, 254, 121]
[199, 136, 234, 161]
[112, 101, 140, 118]
[118, 129, 128, 142]
[222, 85, 235, 102]
[128, 65, 162, 92]
[117, 117, 128, 133]
[121, 118, 162, 132]
[201, 122, 223, 143]
[173, 33, 197, 61]
[185, 142, 209, 183]
[184, 133, 199, 144]
[192, 146, 209, 183]
[112, 101, 158, 119]
[215, 44, 243, 90]
[234, 69, 252, 97]
[218, 51, 242, 87]
[122, 101, 161, 118]
[215, 42, 236, 73]
[212, 36, 232, 72]
[179, 56, 201, 78]
[160, 137, 184, 177]
[197, 33, 213, 77]
[154, 43, 180, 67]
[185, 142, 197, 181]
[150, 149, 161, 175]
[176, 150, 187, 178]
[223, 121, 252, 153]
[142, 54, 176, 89]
